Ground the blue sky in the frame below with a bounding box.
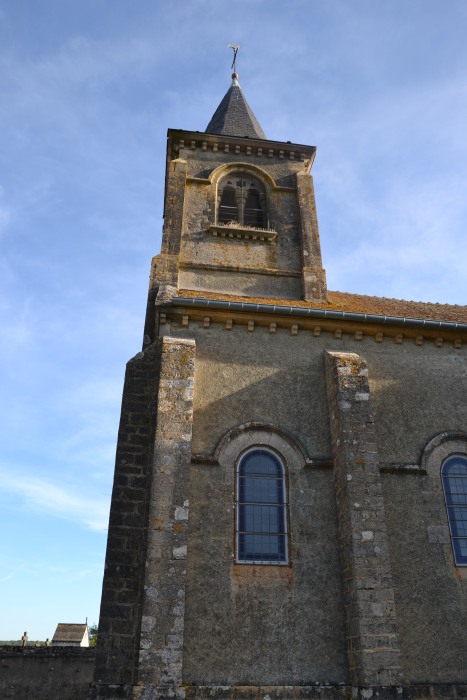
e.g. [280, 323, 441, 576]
[1, 1, 466, 641]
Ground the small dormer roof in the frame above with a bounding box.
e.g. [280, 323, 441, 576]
[205, 74, 266, 140]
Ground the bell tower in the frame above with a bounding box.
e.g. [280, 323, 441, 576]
[144, 69, 327, 345]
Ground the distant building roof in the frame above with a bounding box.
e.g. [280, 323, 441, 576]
[205, 74, 266, 139]
[178, 289, 467, 325]
[52, 623, 88, 644]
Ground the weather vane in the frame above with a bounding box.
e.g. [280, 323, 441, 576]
[228, 44, 240, 74]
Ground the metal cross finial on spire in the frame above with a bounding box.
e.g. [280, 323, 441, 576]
[227, 44, 240, 74]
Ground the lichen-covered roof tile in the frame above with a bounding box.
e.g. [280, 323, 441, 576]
[178, 289, 467, 324]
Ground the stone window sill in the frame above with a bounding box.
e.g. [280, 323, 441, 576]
[209, 223, 277, 242]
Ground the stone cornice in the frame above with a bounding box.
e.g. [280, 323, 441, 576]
[167, 128, 316, 170]
[170, 295, 467, 336]
[155, 296, 466, 347]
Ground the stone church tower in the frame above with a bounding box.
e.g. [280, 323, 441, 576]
[89, 70, 467, 700]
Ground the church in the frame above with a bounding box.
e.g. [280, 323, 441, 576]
[88, 65, 467, 700]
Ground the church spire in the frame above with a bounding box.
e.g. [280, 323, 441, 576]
[205, 47, 266, 139]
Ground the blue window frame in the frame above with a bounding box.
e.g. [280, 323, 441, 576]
[442, 455, 467, 566]
[236, 449, 288, 564]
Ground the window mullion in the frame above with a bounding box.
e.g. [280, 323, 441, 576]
[235, 186, 246, 225]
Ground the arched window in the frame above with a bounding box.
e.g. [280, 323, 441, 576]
[442, 455, 467, 566]
[236, 449, 288, 564]
[217, 174, 266, 229]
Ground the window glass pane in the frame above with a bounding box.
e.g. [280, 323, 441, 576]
[238, 533, 286, 562]
[452, 538, 467, 564]
[443, 477, 467, 505]
[444, 478, 467, 505]
[443, 458, 467, 476]
[240, 505, 285, 534]
[239, 476, 283, 503]
[447, 507, 467, 536]
[241, 451, 280, 476]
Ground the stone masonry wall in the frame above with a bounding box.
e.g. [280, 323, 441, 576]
[0, 646, 94, 700]
[3, 646, 467, 700]
[163, 315, 467, 686]
[296, 171, 327, 301]
[136, 336, 196, 698]
[89, 341, 163, 698]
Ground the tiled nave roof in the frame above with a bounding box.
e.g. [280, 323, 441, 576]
[178, 289, 467, 325]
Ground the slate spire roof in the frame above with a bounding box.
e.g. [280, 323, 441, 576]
[205, 73, 266, 139]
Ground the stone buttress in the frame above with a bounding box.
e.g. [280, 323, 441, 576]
[325, 351, 403, 687]
[89, 338, 195, 699]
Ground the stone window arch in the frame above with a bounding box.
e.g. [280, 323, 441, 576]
[214, 423, 308, 566]
[217, 173, 266, 229]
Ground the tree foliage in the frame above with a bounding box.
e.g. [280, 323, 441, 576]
[88, 623, 98, 648]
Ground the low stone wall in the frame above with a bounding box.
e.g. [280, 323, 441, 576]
[0, 645, 95, 700]
[89, 682, 467, 699]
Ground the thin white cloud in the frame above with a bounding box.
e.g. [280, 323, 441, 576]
[0, 466, 109, 532]
[0, 564, 26, 583]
